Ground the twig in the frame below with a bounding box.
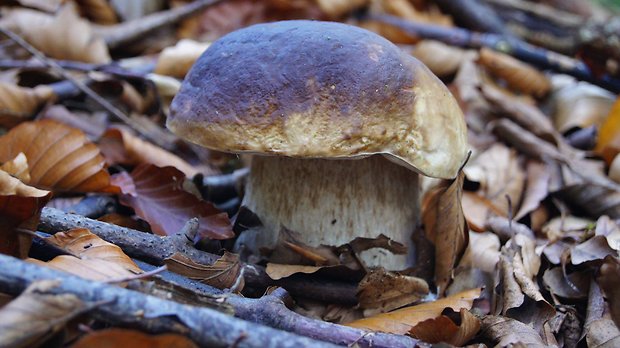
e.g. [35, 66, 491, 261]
[433, 0, 516, 38]
[365, 14, 620, 93]
[38, 208, 360, 305]
[98, 0, 225, 50]
[64, 195, 117, 218]
[0, 254, 339, 348]
[0, 27, 174, 150]
[133, 261, 419, 348]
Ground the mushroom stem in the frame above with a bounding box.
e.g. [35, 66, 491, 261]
[240, 155, 420, 270]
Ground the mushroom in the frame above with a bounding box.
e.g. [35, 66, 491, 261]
[168, 20, 468, 270]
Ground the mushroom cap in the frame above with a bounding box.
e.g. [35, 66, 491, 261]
[168, 20, 468, 179]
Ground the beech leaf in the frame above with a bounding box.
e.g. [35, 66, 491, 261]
[0, 119, 117, 193]
[346, 287, 482, 335]
[0, 169, 51, 258]
[357, 268, 429, 314]
[0, 82, 54, 127]
[421, 171, 469, 294]
[479, 315, 554, 347]
[0, 280, 87, 348]
[112, 164, 234, 239]
[409, 308, 481, 346]
[164, 251, 243, 290]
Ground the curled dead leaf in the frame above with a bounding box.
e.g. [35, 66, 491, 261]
[44, 228, 142, 274]
[111, 164, 234, 240]
[0, 82, 54, 127]
[478, 48, 551, 97]
[315, 0, 367, 18]
[479, 315, 555, 347]
[409, 308, 481, 346]
[542, 267, 590, 299]
[554, 183, 620, 219]
[164, 252, 243, 291]
[0, 169, 51, 258]
[422, 171, 469, 294]
[411, 40, 470, 77]
[1, 153, 30, 183]
[75, 0, 119, 25]
[99, 127, 199, 178]
[154, 39, 210, 79]
[357, 268, 429, 314]
[551, 81, 615, 133]
[1, 4, 110, 63]
[0, 280, 87, 348]
[346, 287, 482, 335]
[0, 119, 117, 193]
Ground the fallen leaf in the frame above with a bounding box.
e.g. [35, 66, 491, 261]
[111, 164, 234, 240]
[164, 251, 243, 290]
[515, 160, 551, 220]
[346, 287, 481, 334]
[0, 82, 54, 127]
[265, 263, 327, 280]
[595, 215, 620, 251]
[315, 0, 366, 18]
[491, 118, 567, 162]
[458, 231, 500, 274]
[411, 40, 470, 77]
[0, 280, 87, 348]
[461, 191, 503, 232]
[71, 328, 198, 348]
[551, 81, 615, 133]
[597, 256, 620, 328]
[541, 215, 593, 242]
[554, 183, 620, 219]
[28, 256, 138, 281]
[357, 268, 429, 314]
[154, 39, 210, 79]
[409, 308, 481, 346]
[0, 153, 30, 183]
[99, 127, 199, 178]
[0, 119, 117, 193]
[478, 47, 551, 97]
[44, 228, 142, 274]
[486, 216, 535, 242]
[585, 318, 620, 348]
[1, 3, 110, 63]
[572, 236, 618, 265]
[595, 97, 620, 163]
[75, 0, 119, 25]
[464, 143, 525, 217]
[0, 169, 51, 258]
[422, 171, 469, 294]
[542, 267, 590, 299]
[479, 315, 556, 347]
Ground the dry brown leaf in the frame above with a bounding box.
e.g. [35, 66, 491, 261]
[551, 81, 615, 133]
[28, 256, 138, 281]
[99, 127, 199, 178]
[0, 280, 87, 348]
[1, 153, 30, 183]
[572, 236, 618, 265]
[71, 328, 198, 348]
[154, 39, 210, 79]
[554, 183, 620, 219]
[422, 171, 469, 294]
[0, 169, 51, 258]
[75, 0, 119, 25]
[464, 143, 525, 217]
[541, 215, 592, 242]
[597, 256, 620, 334]
[265, 263, 326, 280]
[596, 97, 620, 164]
[44, 228, 142, 274]
[0, 82, 54, 128]
[411, 40, 470, 78]
[164, 252, 243, 290]
[480, 315, 556, 347]
[595, 215, 620, 251]
[515, 160, 551, 220]
[357, 268, 429, 314]
[586, 318, 620, 348]
[409, 308, 481, 346]
[1, 4, 110, 63]
[0, 119, 117, 193]
[111, 164, 234, 240]
[315, 0, 367, 18]
[478, 47, 551, 97]
[461, 191, 503, 232]
[542, 267, 590, 299]
[458, 231, 500, 274]
[346, 287, 482, 334]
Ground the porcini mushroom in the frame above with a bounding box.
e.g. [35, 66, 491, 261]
[168, 21, 468, 270]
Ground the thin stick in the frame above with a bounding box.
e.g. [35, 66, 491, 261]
[0, 27, 171, 149]
[366, 14, 620, 93]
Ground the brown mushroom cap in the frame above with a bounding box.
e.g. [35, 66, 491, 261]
[168, 20, 467, 179]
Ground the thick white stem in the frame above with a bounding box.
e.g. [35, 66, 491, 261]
[240, 155, 420, 270]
